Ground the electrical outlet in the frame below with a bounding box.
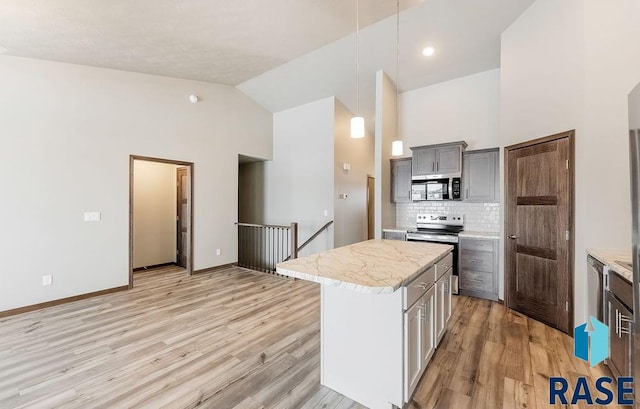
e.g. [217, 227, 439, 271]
[216, 248, 221, 256]
[323, 210, 328, 217]
[42, 275, 52, 286]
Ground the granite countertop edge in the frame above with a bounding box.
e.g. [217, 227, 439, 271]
[276, 241, 454, 295]
[458, 231, 500, 240]
[587, 248, 632, 283]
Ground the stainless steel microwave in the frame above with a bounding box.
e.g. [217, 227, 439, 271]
[411, 177, 461, 201]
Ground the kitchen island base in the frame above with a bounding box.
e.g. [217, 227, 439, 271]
[321, 285, 404, 409]
[276, 240, 454, 408]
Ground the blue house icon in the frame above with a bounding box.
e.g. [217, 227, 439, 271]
[574, 316, 609, 367]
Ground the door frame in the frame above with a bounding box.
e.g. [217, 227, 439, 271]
[503, 130, 575, 333]
[129, 155, 194, 288]
[367, 175, 375, 240]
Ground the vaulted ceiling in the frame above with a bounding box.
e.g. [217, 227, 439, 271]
[0, 0, 535, 122]
[0, 0, 421, 85]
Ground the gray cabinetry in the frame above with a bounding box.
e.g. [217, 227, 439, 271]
[383, 230, 407, 240]
[391, 158, 412, 203]
[459, 237, 499, 301]
[410, 141, 467, 178]
[463, 148, 499, 202]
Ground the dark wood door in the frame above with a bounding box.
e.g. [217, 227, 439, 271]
[505, 132, 573, 333]
[176, 167, 189, 268]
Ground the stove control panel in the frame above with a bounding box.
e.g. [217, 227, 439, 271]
[416, 214, 464, 226]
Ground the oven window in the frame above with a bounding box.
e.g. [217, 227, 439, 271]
[427, 183, 445, 200]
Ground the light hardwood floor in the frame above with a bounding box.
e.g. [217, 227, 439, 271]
[0, 266, 618, 408]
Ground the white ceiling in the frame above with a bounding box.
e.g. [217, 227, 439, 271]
[238, 0, 535, 126]
[0, 0, 420, 85]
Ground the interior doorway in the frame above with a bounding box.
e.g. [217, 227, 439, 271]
[129, 155, 194, 288]
[504, 130, 574, 334]
[367, 176, 375, 240]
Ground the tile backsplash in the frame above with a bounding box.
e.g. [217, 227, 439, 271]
[396, 201, 500, 232]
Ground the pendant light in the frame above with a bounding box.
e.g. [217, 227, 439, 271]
[350, 0, 365, 139]
[391, 0, 404, 156]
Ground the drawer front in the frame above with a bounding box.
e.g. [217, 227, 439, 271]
[404, 265, 436, 309]
[383, 231, 407, 241]
[460, 238, 494, 253]
[436, 253, 453, 278]
[460, 250, 494, 273]
[460, 269, 494, 293]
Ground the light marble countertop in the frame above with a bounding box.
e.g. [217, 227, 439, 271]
[276, 239, 453, 294]
[587, 248, 633, 282]
[458, 231, 500, 240]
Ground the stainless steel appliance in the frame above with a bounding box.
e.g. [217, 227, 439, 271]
[629, 83, 640, 407]
[587, 255, 606, 322]
[411, 178, 462, 201]
[406, 214, 464, 294]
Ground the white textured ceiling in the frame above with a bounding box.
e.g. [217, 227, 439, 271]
[238, 0, 535, 126]
[0, 0, 420, 85]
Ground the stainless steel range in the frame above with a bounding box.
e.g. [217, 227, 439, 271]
[406, 214, 464, 294]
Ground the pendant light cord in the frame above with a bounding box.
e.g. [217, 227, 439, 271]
[356, 0, 360, 116]
[396, 0, 400, 127]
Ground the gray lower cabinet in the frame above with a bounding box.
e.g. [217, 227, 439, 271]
[458, 237, 499, 300]
[391, 158, 412, 203]
[463, 148, 499, 202]
[383, 230, 407, 241]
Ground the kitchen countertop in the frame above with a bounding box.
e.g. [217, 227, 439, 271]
[458, 231, 500, 240]
[382, 227, 410, 233]
[587, 248, 633, 282]
[276, 239, 453, 294]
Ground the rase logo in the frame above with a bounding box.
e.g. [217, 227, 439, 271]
[574, 316, 609, 367]
[550, 316, 634, 405]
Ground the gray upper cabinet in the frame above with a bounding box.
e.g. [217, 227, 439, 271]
[391, 158, 412, 203]
[463, 148, 499, 202]
[410, 142, 467, 178]
[434, 146, 462, 174]
[411, 148, 436, 176]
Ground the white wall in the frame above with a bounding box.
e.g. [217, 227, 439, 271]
[264, 97, 335, 256]
[500, 0, 640, 324]
[0, 56, 272, 311]
[374, 71, 397, 237]
[132, 160, 178, 269]
[334, 100, 375, 247]
[399, 69, 500, 150]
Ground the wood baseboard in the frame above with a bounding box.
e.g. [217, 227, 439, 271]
[193, 263, 237, 275]
[133, 262, 177, 272]
[0, 286, 129, 319]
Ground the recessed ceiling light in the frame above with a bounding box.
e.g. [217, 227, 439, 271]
[422, 46, 435, 57]
[0, 46, 8, 55]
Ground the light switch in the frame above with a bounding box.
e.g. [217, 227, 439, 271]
[84, 212, 101, 222]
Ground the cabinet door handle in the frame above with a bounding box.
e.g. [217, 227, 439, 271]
[616, 309, 621, 336]
[466, 188, 469, 199]
[432, 162, 435, 172]
[620, 313, 633, 336]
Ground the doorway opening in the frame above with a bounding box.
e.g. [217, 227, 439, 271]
[129, 155, 194, 288]
[238, 155, 267, 225]
[367, 176, 375, 240]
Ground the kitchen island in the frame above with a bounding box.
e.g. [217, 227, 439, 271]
[276, 239, 453, 409]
